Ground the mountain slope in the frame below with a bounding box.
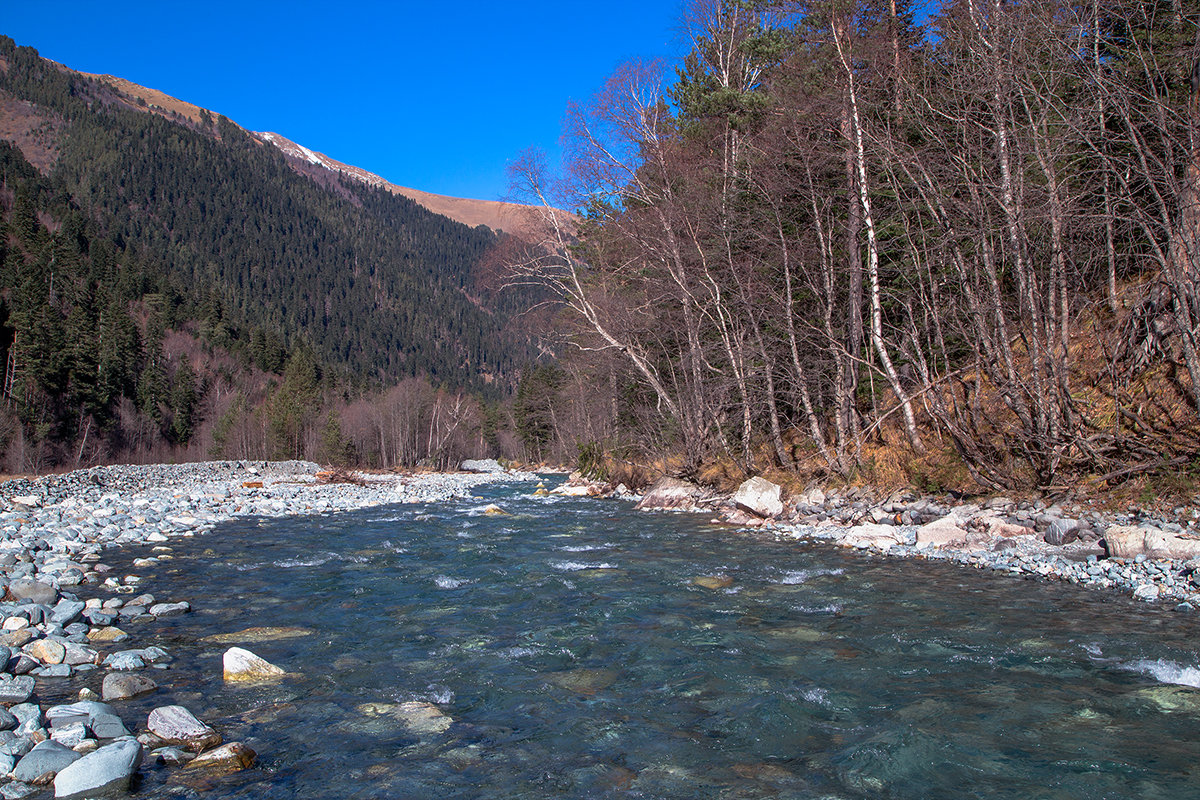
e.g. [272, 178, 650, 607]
[254, 131, 547, 235]
[0, 35, 537, 392]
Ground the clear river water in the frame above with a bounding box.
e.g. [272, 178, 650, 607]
[88, 480, 1200, 799]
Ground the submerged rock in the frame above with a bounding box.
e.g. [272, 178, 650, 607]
[200, 626, 314, 644]
[223, 647, 286, 682]
[101, 673, 158, 701]
[692, 575, 734, 590]
[184, 742, 256, 774]
[546, 668, 619, 696]
[356, 701, 453, 736]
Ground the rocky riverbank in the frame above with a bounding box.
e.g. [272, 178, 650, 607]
[558, 473, 1200, 611]
[0, 460, 536, 798]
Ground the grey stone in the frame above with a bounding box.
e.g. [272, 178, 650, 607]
[80, 609, 116, 626]
[0, 735, 34, 758]
[149, 746, 193, 766]
[101, 652, 144, 671]
[146, 705, 220, 752]
[7, 654, 38, 675]
[0, 675, 35, 704]
[1, 782, 39, 800]
[46, 702, 127, 739]
[50, 600, 85, 626]
[12, 739, 81, 782]
[10, 704, 41, 727]
[148, 602, 190, 617]
[52, 739, 142, 798]
[49, 721, 89, 748]
[62, 643, 98, 667]
[0, 706, 16, 731]
[1043, 518, 1082, 546]
[139, 646, 169, 664]
[35, 664, 72, 678]
[7, 580, 56, 606]
[101, 673, 157, 702]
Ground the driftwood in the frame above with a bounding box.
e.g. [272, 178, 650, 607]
[314, 468, 365, 486]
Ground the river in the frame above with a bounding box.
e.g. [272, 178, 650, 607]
[98, 479, 1200, 798]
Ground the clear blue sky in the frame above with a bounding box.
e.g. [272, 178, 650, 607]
[3, 1, 687, 201]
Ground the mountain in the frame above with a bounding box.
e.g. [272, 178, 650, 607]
[0, 35, 561, 468]
[65, 71, 545, 236]
[252, 131, 547, 236]
[0, 35, 541, 391]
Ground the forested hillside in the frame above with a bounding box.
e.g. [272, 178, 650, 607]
[511, 0, 1200, 493]
[0, 36, 541, 471]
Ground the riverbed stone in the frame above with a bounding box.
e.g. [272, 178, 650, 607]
[49, 722, 88, 748]
[184, 741, 256, 773]
[222, 647, 285, 682]
[101, 673, 157, 701]
[199, 626, 314, 644]
[52, 739, 142, 798]
[47, 702, 127, 740]
[24, 638, 66, 665]
[12, 740, 81, 783]
[147, 602, 190, 617]
[0, 675, 35, 704]
[7, 581, 57, 606]
[0, 630, 33, 649]
[2, 782, 39, 799]
[62, 643, 98, 667]
[636, 477, 705, 511]
[840, 523, 905, 550]
[916, 516, 968, 549]
[101, 651, 144, 671]
[85, 627, 127, 644]
[1104, 526, 1200, 560]
[733, 477, 784, 519]
[146, 705, 221, 752]
[149, 746, 193, 766]
[692, 575, 734, 590]
[49, 600, 85, 627]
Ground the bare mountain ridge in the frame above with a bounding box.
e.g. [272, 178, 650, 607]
[253, 131, 548, 235]
[67, 68, 549, 235]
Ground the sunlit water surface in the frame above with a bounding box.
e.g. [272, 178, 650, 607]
[92, 481, 1200, 799]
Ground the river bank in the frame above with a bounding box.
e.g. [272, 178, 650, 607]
[0, 461, 536, 798]
[575, 472, 1200, 611]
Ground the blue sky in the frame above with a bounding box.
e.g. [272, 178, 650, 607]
[4, 1, 686, 201]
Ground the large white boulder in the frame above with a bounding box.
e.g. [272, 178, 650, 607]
[840, 523, 905, 551]
[732, 477, 784, 519]
[635, 477, 704, 511]
[1104, 526, 1200, 560]
[915, 515, 968, 549]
